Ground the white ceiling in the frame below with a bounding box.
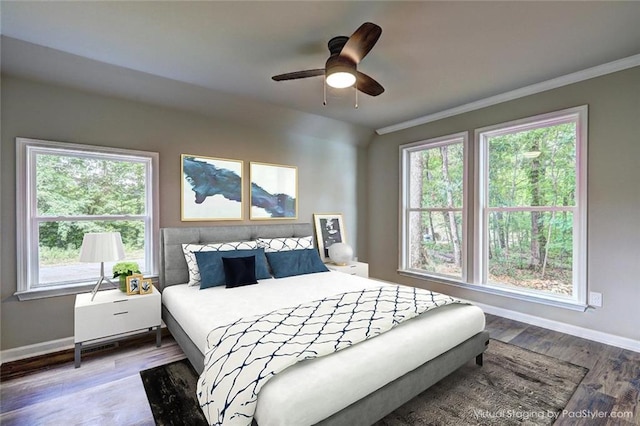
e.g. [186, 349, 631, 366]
[2, 1, 640, 131]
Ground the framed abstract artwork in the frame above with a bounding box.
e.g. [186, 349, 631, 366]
[181, 154, 243, 221]
[250, 162, 298, 220]
[313, 213, 346, 262]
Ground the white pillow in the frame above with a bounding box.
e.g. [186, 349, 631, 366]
[182, 241, 258, 286]
[256, 236, 314, 252]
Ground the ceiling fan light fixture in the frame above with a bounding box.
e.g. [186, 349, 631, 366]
[325, 55, 357, 89]
[326, 70, 356, 88]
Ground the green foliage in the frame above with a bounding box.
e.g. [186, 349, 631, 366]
[36, 154, 145, 216]
[486, 123, 576, 272]
[411, 122, 577, 292]
[113, 261, 141, 278]
[39, 246, 83, 265]
[414, 144, 464, 209]
[487, 123, 576, 208]
[35, 152, 147, 260]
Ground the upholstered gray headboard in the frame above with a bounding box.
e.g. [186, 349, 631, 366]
[159, 223, 313, 290]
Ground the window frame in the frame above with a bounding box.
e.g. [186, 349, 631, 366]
[398, 106, 587, 310]
[399, 132, 469, 282]
[474, 106, 588, 306]
[15, 137, 160, 300]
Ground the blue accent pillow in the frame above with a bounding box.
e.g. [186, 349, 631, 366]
[195, 248, 270, 289]
[265, 249, 329, 279]
[222, 256, 258, 288]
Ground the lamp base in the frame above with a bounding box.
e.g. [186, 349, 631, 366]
[90, 261, 118, 301]
[90, 276, 117, 301]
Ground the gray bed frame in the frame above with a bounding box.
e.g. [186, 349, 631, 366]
[159, 224, 490, 426]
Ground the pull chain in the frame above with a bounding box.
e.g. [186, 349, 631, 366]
[323, 78, 327, 106]
[355, 79, 358, 109]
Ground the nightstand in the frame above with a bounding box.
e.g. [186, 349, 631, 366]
[74, 287, 161, 368]
[327, 261, 369, 278]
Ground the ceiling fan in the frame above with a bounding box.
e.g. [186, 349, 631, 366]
[272, 22, 385, 99]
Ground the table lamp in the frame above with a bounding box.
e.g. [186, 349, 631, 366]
[79, 232, 125, 301]
[328, 242, 353, 266]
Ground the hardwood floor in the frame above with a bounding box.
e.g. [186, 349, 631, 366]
[0, 333, 185, 426]
[1, 314, 638, 425]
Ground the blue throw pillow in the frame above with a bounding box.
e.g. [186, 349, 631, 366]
[222, 256, 258, 288]
[195, 248, 270, 289]
[265, 249, 329, 279]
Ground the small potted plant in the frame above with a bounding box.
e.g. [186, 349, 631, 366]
[113, 261, 141, 292]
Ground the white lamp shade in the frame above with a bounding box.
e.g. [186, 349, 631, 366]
[328, 243, 353, 266]
[79, 232, 125, 263]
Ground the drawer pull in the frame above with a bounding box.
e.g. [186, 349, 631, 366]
[114, 300, 128, 304]
[113, 311, 129, 316]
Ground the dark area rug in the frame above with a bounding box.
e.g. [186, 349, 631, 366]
[374, 339, 588, 426]
[140, 358, 207, 426]
[141, 339, 588, 426]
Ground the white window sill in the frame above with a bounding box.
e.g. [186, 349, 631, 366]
[15, 283, 107, 300]
[15, 276, 159, 301]
[398, 269, 588, 312]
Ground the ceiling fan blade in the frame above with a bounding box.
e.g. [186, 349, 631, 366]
[340, 22, 382, 64]
[272, 69, 325, 81]
[357, 71, 384, 96]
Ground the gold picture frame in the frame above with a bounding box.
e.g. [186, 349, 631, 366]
[126, 274, 143, 295]
[181, 154, 244, 221]
[140, 278, 153, 294]
[249, 162, 298, 220]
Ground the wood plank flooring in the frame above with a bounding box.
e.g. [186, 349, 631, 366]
[1, 314, 638, 425]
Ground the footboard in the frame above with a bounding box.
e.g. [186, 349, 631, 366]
[314, 331, 490, 426]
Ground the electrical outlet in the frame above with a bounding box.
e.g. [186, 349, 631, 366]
[589, 292, 603, 307]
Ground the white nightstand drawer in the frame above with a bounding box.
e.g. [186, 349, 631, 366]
[74, 289, 161, 343]
[74, 287, 161, 367]
[327, 261, 369, 278]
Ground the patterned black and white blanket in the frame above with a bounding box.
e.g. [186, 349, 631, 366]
[196, 285, 462, 426]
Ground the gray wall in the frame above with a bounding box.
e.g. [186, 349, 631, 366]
[3, 65, 638, 352]
[0, 75, 372, 350]
[366, 67, 640, 342]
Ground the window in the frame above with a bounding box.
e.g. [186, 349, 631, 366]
[476, 106, 587, 305]
[16, 138, 159, 299]
[400, 106, 587, 308]
[400, 132, 467, 281]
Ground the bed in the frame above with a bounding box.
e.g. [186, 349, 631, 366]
[159, 223, 489, 426]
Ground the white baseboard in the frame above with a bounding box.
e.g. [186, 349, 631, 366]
[0, 337, 75, 365]
[1, 323, 168, 366]
[475, 302, 640, 353]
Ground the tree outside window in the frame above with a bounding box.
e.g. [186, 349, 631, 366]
[478, 107, 587, 303]
[402, 133, 466, 280]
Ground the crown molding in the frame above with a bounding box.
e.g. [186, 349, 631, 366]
[376, 54, 640, 136]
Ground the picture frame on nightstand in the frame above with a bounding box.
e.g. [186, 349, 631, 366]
[313, 213, 346, 262]
[126, 274, 143, 295]
[140, 278, 153, 294]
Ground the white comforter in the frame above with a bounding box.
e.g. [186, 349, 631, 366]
[163, 271, 485, 426]
[196, 285, 463, 425]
